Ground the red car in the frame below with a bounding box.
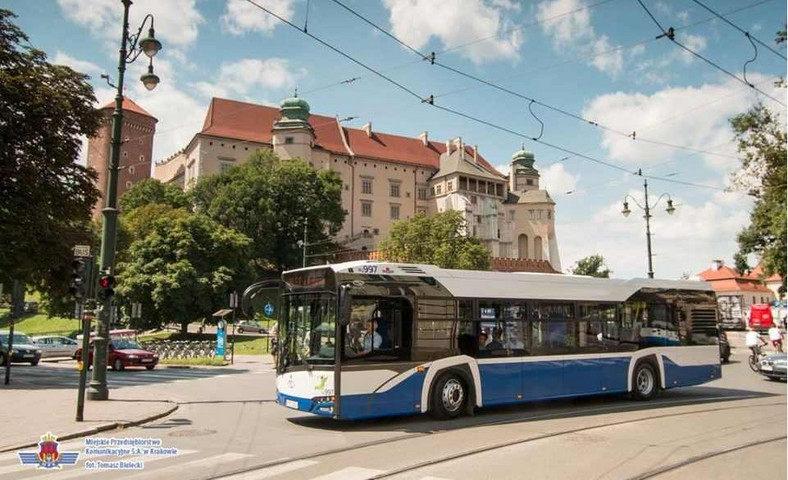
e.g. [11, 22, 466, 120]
[75, 338, 158, 371]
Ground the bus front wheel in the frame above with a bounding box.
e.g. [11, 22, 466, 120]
[430, 373, 467, 420]
[631, 361, 659, 401]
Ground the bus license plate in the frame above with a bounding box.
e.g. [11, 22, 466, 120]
[285, 399, 298, 409]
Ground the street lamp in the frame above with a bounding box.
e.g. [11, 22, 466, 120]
[88, 0, 163, 402]
[621, 169, 676, 279]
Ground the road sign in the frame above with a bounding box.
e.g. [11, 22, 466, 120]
[264, 303, 275, 316]
[73, 245, 91, 257]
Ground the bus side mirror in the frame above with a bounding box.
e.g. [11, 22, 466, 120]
[339, 285, 352, 326]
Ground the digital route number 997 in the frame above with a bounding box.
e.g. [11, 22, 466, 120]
[359, 265, 378, 274]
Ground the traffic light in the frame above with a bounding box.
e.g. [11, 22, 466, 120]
[98, 273, 116, 299]
[69, 259, 87, 299]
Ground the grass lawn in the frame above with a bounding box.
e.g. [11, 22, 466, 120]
[0, 313, 81, 337]
[159, 357, 229, 366]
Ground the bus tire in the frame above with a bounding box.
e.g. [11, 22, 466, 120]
[631, 361, 659, 401]
[429, 372, 468, 420]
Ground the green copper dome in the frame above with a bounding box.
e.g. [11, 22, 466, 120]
[511, 148, 538, 175]
[274, 95, 312, 131]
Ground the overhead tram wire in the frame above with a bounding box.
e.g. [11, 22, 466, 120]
[329, 0, 744, 163]
[244, 0, 731, 193]
[691, 0, 786, 61]
[636, 0, 786, 107]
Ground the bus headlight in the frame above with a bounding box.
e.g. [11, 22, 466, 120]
[312, 396, 334, 404]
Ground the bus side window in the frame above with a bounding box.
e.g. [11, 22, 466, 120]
[457, 300, 476, 356]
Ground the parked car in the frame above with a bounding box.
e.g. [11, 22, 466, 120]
[719, 329, 731, 363]
[236, 320, 267, 334]
[0, 331, 42, 366]
[75, 337, 158, 371]
[759, 353, 787, 381]
[23, 301, 38, 314]
[32, 335, 79, 358]
[749, 304, 774, 331]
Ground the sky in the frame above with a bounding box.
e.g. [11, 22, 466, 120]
[6, 0, 787, 280]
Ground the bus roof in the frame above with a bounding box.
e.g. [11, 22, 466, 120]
[285, 261, 713, 302]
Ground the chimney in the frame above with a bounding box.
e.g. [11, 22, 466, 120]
[712, 259, 724, 271]
[446, 140, 452, 154]
[363, 121, 372, 138]
[453, 137, 463, 160]
[419, 131, 428, 146]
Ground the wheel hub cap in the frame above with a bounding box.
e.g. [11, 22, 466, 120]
[441, 379, 464, 412]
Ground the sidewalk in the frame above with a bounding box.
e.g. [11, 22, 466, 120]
[0, 387, 177, 452]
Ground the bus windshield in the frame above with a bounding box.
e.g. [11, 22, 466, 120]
[282, 293, 336, 367]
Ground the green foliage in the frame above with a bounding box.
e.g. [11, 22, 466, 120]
[119, 178, 190, 212]
[570, 254, 611, 278]
[733, 252, 750, 276]
[0, 313, 81, 337]
[0, 10, 100, 305]
[192, 149, 345, 273]
[730, 104, 787, 293]
[379, 211, 491, 270]
[116, 213, 252, 332]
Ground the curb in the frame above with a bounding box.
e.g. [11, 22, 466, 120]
[0, 402, 179, 453]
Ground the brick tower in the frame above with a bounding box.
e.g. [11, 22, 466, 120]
[87, 96, 157, 219]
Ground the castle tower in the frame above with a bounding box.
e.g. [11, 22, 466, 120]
[509, 148, 540, 193]
[87, 96, 157, 219]
[272, 94, 314, 162]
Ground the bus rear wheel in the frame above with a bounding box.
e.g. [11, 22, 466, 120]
[631, 362, 658, 400]
[430, 373, 467, 420]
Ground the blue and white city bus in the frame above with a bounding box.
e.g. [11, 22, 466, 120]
[265, 261, 721, 420]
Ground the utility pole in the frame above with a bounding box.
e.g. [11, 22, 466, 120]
[89, 0, 162, 401]
[298, 217, 308, 268]
[621, 169, 676, 279]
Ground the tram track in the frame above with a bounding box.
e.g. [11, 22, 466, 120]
[210, 395, 785, 480]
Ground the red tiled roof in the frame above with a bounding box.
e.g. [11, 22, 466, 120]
[696, 265, 741, 281]
[200, 97, 503, 175]
[706, 278, 773, 293]
[99, 96, 156, 120]
[748, 263, 782, 282]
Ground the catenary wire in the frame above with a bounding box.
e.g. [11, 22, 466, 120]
[244, 0, 731, 193]
[636, 0, 786, 107]
[329, 0, 745, 161]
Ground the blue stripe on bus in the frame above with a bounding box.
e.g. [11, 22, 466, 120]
[340, 370, 428, 420]
[662, 357, 720, 388]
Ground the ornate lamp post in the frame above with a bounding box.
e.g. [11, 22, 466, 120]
[621, 170, 676, 279]
[88, 0, 162, 401]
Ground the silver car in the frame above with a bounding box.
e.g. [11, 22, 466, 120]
[759, 353, 787, 381]
[236, 320, 267, 334]
[33, 335, 79, 358]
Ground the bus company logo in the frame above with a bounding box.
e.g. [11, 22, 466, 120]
[381, 266, 394, 274]
[18, 432, 80, 469]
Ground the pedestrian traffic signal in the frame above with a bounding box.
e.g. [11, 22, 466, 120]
[69, 259, 87, 299]
[98, 274, 116, 299]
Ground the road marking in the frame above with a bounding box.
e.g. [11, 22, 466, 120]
[12, 450, 196, 479]
[310, 466, 386, 480]
[221, 459, 319, 479]
[120, 452, 251, 479]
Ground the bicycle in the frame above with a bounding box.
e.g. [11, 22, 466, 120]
[748, 345, 768, 372]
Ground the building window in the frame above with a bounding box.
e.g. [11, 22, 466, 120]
[220, 162, 234, 173]
[361, 202, 372, 217]
[361, 178, 373, 195]
[389, 181, 401, 198]
[417, 187, 428, 200]
[390, 204, 400, 220]
[526, 179, 534, 186]
[509, 210, 515, 220]
[435, 185, 442, 195]
[459, 177, 468, 190]
[447, 181, 454, 191]
[284, 137, 294, 144]
[471, 195, 477, 205]
[128, 166, 135, 175]
[547, 210, 552, 219]
[475, 215, 482, 224]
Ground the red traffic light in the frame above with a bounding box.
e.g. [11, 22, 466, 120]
[98, 275, 116, 289]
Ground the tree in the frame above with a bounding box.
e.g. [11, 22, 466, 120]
[119, 178, 190, 212]
[569, 254, 611, 278]
[379, 211, 491, 270]
[116, 213, 251, 332]
[730, 104, 787, 293]
[192, 149, 345, 273]
[733, 251, 750, 276]
[0, 10, 101, 311]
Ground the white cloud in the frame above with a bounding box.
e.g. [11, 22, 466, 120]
[558, 194, 751, 279]
[541, 163, 579, 195]
[537, 0, 624, 75]
[52, 52, 101, 75]
[677, 10, 689, 22]
[56, 0, 204, 47]
[221, 0, 295, 36]
[495, 164, 511, 176]
[581, 76, 779, 171]
[382, 0, 522, 65]
[677, 34, 707, 64]
[192, 58, 304, 100]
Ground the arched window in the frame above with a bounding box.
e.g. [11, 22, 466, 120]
[518, 234, 529, 259]
[534, 236, 543, 260]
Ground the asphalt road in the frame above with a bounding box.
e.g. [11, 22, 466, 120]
[2, 348, 785, 480]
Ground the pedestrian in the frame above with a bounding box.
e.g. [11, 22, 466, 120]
[269, 321, 279, 367]
[746, 327, 767, 356]
[768, 324, 783, 353]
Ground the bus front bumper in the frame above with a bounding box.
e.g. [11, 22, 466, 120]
[276, 390, 335, 417]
